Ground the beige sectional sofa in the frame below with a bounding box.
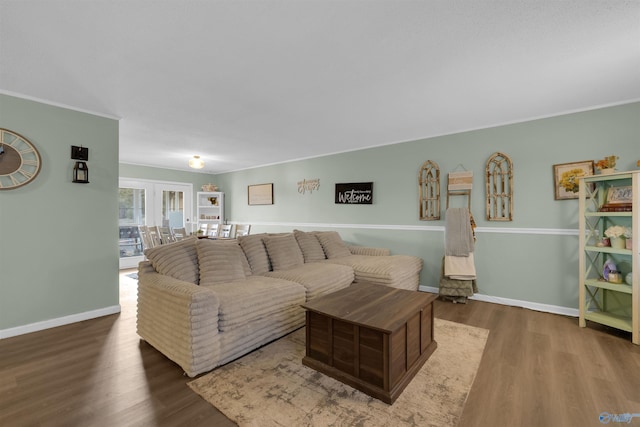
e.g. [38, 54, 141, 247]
[137, 230, 423, 377]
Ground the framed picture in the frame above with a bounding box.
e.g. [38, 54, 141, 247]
[248, 183, 273, 205]
[553, 160, 594, 200]
[606, 186, 632, 205]
[335, 182, 373, 204]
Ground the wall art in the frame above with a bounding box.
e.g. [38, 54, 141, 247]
[485, 152, 513, 221]
[553, 160, 594, 200]
[418, 160, 440, 220]
[298, 178, 320, 194]
[248, 183, 274, 205]
[335, 182, 373, 204]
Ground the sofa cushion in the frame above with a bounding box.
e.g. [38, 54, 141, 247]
[196, 239, 247, 286]
[264, 262, 354, 301]
[324, 254, 423, 290]
[237, 234, 271, 275]
[263, 233, 305, 271]
[143, 236, 199, 284]
[315, 231, 352, 259]
[203, 276, 305, 332]
[293, 230, 326, 262]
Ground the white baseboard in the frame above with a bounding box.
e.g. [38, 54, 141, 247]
[419, 285, 579, 318]
[0, 305, 121, 339]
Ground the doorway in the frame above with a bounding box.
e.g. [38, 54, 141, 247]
[118, 178, 193, 269]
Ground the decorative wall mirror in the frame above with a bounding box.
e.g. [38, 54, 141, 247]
[418, 160, 440, 220]
[485, 152, 513, 221]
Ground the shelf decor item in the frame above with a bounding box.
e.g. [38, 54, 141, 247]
[608, 271, 623, 284]
[202, 183, 218, 192]
[553, 160, 594, 200]
[603, 259, 617, 281]
[605, 226, 630, 249]
[595, 155, 618, 174]
[611, 237, 626, 249]
[600, 185, 633, 212]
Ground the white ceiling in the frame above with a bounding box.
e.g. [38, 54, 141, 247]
[1, 1, 639, 174]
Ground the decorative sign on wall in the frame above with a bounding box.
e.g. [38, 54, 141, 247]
[335, 182, 373, 204]
[298, 178, 320, 195]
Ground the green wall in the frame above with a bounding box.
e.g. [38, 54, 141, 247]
[215, 102, 639, 312]
[0, 94, 120, 335]
[3, 97, 634, 336]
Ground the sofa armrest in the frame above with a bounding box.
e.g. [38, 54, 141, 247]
[347, 245, 391, 256]
[137, 261, 221, 377]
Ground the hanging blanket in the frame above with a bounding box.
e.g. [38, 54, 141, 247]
[444, 208, 474, 257]
[440, 208, 477, 302]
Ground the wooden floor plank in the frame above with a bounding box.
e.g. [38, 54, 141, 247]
[2, 272, 640, 426]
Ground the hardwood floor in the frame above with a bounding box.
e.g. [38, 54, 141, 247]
[0, 270, 233, 427]
[436, 299, 640, 427]
[1, 272, 639, 426]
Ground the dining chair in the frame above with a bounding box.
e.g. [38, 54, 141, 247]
[172, 227, 188, 240]
[158, 226, 175, 244]
[219, 224, 233, 239]
[138, 225, 153, 250]
[206, 223, 221, 238]
[234, 224, 251, 238]
[148, 226, 163, 247]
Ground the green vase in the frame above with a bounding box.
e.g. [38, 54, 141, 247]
[611, 237, 626, 249]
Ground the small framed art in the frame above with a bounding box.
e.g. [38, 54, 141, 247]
[248, 183, 274, 205]
[606, 186, 632, 204]
[553, 161, 594, 200]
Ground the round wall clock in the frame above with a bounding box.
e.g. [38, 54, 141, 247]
[0, 128, 42, 190]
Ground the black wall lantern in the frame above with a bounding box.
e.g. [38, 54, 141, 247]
[71, 145, 90, 183]
[73, 161, 89, 183]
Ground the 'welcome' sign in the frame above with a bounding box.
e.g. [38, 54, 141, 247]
[335, 182, 373, 204]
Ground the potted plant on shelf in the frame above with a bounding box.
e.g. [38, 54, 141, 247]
[594, 155, 618, 174]
[605, 225, 630, 249]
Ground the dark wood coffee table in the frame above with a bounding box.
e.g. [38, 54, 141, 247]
[301, 282, 437, 404]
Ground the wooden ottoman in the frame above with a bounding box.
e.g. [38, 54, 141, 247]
[301, 282, 437, 404]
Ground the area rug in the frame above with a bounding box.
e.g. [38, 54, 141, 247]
[188, 319, 489, 427]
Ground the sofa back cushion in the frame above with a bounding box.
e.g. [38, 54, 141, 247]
[144, 236, 200, 284]
[196, 239, 248, 286]
[237, 233, 271, 275]
[263, 233, 304, 271]
[293, 230, 326, 262]
[315, 231, 352, 259]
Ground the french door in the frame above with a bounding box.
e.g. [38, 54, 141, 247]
[118, 178, 193, 269]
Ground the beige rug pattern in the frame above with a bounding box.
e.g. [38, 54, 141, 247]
[189, 319, 489, 427]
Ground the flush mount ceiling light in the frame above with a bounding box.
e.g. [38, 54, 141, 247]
[189, 155, 204, 169]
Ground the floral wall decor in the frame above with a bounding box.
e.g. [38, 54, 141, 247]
[553, 160, 594, 200]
